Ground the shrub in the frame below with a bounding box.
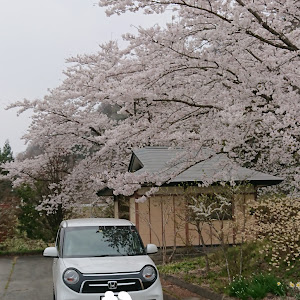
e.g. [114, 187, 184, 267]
[0, 231, 48, 254]
[250, 196, 300, 271]
[227, 277, 249, 300]
[227, 273, 285, 300]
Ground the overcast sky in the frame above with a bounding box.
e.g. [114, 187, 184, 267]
[0, 0, 168, 155]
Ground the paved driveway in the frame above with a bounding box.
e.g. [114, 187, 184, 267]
[0, 256, 53, 300]
[0, 255, 199, 300]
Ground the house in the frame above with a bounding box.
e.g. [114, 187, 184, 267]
[100, 147, 283, 248]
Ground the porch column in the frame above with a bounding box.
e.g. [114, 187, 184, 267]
[129, 196, 140, 229]
[114, 197, 119, 218]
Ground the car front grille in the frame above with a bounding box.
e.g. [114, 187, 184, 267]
[81, 278, 143, 293]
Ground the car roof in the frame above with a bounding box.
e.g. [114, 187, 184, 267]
[60, 218, 135, 228]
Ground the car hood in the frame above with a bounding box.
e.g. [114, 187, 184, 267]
[61, 255, 156, 274]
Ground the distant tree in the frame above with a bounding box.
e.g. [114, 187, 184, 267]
[1, 140, 13, 160]
[16, 184, 57, 241]
[0, 141, 17, 242]
[0, 140, 13, 175]
[100, 103, 127, 121]
[16, 143, 43, 161]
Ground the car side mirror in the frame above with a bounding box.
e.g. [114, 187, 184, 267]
[146, 244, 158, 254]
[43, 247, 58, 258]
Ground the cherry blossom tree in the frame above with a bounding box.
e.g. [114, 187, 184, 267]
[97, 0, 300, 190]
[3, 0, 299, 213]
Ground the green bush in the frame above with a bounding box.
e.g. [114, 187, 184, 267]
[227, 277, 249, 300]
[158, 242, 300, 295]
[227, 273, 286, 300]
[210, 243, 265, 278]
[0, 232, 48, 255]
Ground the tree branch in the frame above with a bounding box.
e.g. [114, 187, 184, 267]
[153, 98, 223, 110]
[236, 0, 299, 51]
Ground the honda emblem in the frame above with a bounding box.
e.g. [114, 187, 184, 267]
[107, 281, 118, 290]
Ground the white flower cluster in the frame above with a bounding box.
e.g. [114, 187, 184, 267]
[251, 196, 300, 270]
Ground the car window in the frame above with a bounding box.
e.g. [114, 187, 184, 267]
[62, 226, 145, 258]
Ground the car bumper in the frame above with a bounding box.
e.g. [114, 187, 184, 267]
[55, 276, 163, 300]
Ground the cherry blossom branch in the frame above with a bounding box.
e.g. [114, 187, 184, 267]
[150, 0, 232, 23]
[153, 98, 223, 110]
[235, 0, 299, 51]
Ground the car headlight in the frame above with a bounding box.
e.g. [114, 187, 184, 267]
[63, 269, 80, 285]
[142, 265, 156, 281]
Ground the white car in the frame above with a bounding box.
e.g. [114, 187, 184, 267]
[43, 218, 163, 300]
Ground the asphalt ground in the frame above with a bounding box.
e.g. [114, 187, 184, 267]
[0, 256, 53, 300]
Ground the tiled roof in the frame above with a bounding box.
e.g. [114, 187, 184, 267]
[129, 147, 283, 186]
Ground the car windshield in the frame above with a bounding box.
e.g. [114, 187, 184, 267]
[62, 226, 145, 258]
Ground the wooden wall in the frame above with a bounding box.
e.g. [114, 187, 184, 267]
[117, 186, 256, 247]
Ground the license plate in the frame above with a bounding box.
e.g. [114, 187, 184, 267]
[100, 294, 116, 299]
